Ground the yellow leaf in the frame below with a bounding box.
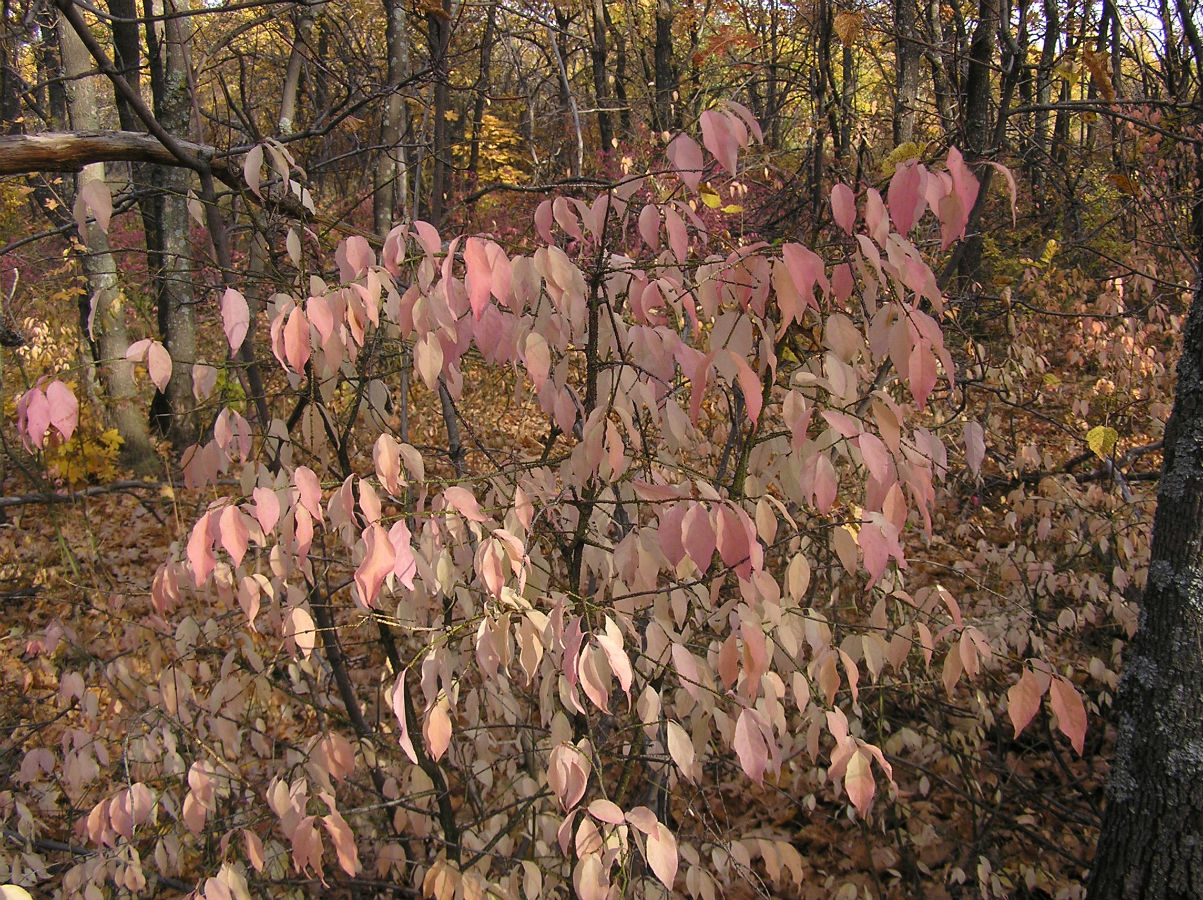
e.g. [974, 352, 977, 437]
[699, 187, 721, 209]
[833, 11, 864, 45]
[1086, 425, 1118, 459]
[721, 204, 744, 214]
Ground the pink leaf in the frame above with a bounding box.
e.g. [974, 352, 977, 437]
[831, 183, 857, 234]
[865, 188, 889, 245]
[321, 811, 361, 876]
[391, 673, 419, 764]
[374, 434, 403, 494]
[219, 505, 249, 568]
[444, 485, 488, 523]
[548, 743, 589, 811]
[523, 332, 551, 391]
[646, 822, 678, 890]
[638, 204, 661, 249]
[733, 708, 768, 785]
[1048, 675, 1087, 755]
[664, 207, 689, 264]
[464, 236, 492, 320]
[44, 380, 78, 442]
[725, 349, 763, 425]
[76, 179, 113, 234]
[221, 289, 250, 351]
[1007, 668, 1046, 738]
[887, 160, 925, 234]
[534, 200, 555, 244]
[424, 702, 452, 762]
[985, 160, 1018, 226]
[666, 133, 704, 191]
[252, 487, 280, 533]
[844, 747, 876, 815]
[293, 466, 323, 522]
[414, 332, 443, 391]
[682, 502, 716, 572]
[283, 306, 311, 374]
[354, 523, 396, 610]
[286, 605, 316, 659]
[588, 799, 624, 825]
[700, 109, 739, 175]
[143, 340, 172, 391]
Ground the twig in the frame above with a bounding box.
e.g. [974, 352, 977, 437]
[0, 480, 165, 510]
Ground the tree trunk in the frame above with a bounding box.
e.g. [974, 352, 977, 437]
[467, 2, 495, 181]
[425, 0, 452, 224]
[375, 0, 411, 235]
[1087, 10, 1203, 896]
[652, 0, 676, 133]
[278, 1, 318, 136]
[57, 9, 158, 474]
[894, 0, 921, 145]
[588, 0, 612, 154]
[147, 0, 197, 446]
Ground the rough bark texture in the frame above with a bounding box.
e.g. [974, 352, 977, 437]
[57, 11, 158, 474]
[0, 130, 216, 175]
[1087, 31, 1203, 891]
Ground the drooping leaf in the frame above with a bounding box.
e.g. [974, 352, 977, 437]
[1048, 675, 1088, 755]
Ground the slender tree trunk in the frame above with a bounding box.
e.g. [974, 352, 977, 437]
[588, 0, 612, 154]
[1087, 10, 1203, 894]
[605, 4, 631, 135]
[148, 0, 197, 446]
[375, 0, 411, 235]
[894, 0, 921, 145]
[466, 2, 495, 179]
[58, 9, 157, 474]
[278, 1, 318, 136]
[652, 0, 676, 133]
[425, 0, 452, 224]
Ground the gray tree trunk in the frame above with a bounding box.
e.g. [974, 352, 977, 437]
[58, 9, 158, 474]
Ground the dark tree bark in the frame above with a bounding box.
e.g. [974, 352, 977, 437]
[375, 0, 411, 234]
[425, 0, 452, 224]
[652, 0, 676, 133]
[588, 0, 612, 154]
[1087, 7, 1203, 894]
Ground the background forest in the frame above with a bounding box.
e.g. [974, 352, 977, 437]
[0, 0, 1200, 897]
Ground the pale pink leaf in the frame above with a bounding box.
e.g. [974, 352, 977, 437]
[293, 466, 323, 521]
[424, 702, 452, 762]
[587, 799, 625, 825]
[1007, 668, 1046, 738]
[664, 207, 689, 264]
[647, 822, 679, 890]
[415, 333, 443, 391]
[1048, 675, 1087, 755]
[666, 133, 704, 190]
[252, 487, 280, 533]
[964, 421, 986, 476]
[523, 332, 551, 391]
[464, 236, 492, 320]
[534, 200, 554, 244]
[283, 307, 311, 374]
[638, 204, 661, 250]
[844, 747, 875, 815]
[219, 505, 249, 568]
[725, 349, 763, 425]
[444, 485, 488, 523]
[865, 188, 889, 245]
[700, 109, 739, 175]
[391, 673, 419, 764]
[733, 708, 768, 785]
[287, 605, 316, 659]
[887, 160, 925, 234]
[682, 502, 716, 572]
[243, 144, 264, 198]
[624, 806, 658, 835]
[244, 829, 266, 872]
[722, 99, 763, 142]
[221, 289, 250, 351]
[354, 523, 396, 610]
[985, 160, 1018, 226]
[666, 719, 697, 782]
[374, 434, 402, 494]
[413, 220, 442, 257]
[831, 183, 856, 234]
[44, 380, 78, 442]
[321, 811, 361, 876]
